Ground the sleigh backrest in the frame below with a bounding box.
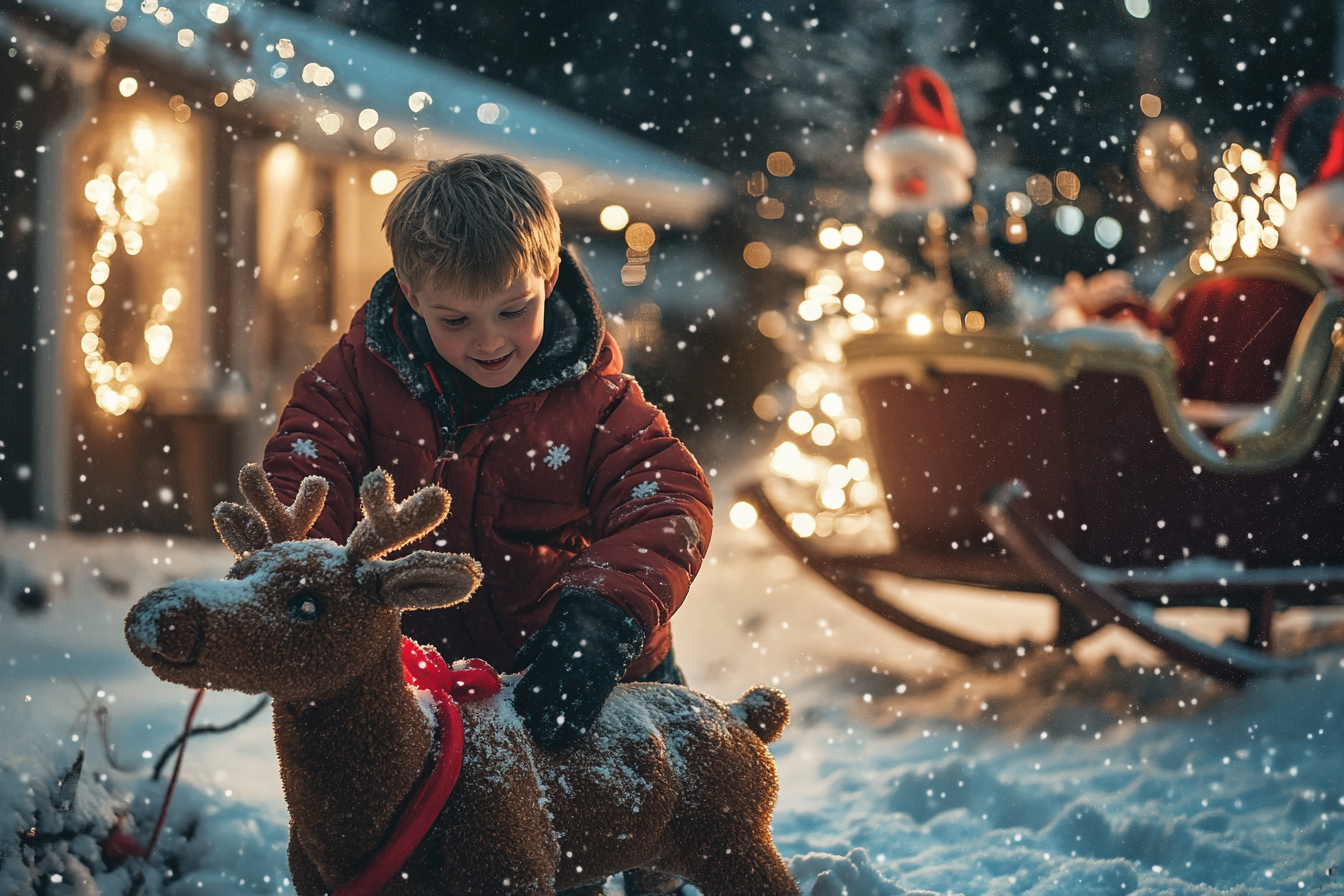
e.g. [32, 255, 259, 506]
[1152, 254, 1325, 405]
[125, 465, 482, 701]
[843, 271, 1344, 568]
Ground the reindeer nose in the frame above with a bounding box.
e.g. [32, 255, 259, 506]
[125, 594, 204, 665]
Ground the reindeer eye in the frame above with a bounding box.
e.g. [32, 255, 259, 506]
[289, 591, 323, 621]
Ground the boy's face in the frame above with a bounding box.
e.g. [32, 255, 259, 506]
[401, 260, 559, 388]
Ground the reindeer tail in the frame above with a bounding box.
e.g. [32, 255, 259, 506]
[731, 687, 790, 744]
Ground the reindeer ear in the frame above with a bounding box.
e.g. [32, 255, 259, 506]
[364, 551, 483, 611]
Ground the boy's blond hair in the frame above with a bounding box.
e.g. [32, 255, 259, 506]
[383, 154, 561, 298]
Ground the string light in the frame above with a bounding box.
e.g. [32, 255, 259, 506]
[1191, 142, 1298, 273]
[79, 118, 183, 416]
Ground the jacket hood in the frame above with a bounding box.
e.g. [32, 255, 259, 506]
[364, 246, 607, 442]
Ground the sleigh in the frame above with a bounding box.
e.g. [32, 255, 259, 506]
[740, 253, 1344, 683]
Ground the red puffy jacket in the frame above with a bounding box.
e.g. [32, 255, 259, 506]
[262, 251, 713, 679]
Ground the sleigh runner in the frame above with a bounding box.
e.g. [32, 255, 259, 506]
[740, 253, 1344, 683]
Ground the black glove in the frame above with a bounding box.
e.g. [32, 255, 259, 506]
[511, 590, 645, 749]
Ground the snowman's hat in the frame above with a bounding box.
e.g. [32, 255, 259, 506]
[864, 66, 976, 216]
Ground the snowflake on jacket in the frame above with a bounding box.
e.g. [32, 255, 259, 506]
[262, 248, 713, 681]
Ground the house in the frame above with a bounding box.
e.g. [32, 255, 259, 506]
[0, 0, 729, 535]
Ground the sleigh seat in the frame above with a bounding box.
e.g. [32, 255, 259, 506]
[741, 254, 1344, 682]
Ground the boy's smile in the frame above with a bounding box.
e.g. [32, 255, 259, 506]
[400, 261, 559, 388]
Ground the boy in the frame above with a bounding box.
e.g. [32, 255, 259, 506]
[262, 155, 713, 759]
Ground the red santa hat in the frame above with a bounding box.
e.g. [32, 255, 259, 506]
[1275, 85, 1344, 276]
[864, 66, 976, 216]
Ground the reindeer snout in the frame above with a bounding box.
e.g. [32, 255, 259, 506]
[126, 593, 204, 666]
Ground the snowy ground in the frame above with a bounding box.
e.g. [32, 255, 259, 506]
[4, 481, 1344, 895]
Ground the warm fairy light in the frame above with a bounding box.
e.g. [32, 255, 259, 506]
[1005, 192, 1032, 217]
[359, 109, 379, 130]
[1213, 168, 1239, 202]
[813, 272, 843, 295]
[849, 313, 875, 331]
[205, 2, 229, 22]
[797, 297, 823, 321]
[233, 79, 257, 101]
[819, 392, 844, 417]
[788, 410, 815, 434]
[861, 250, 884, 271]
[819, 487, 846, 510]
[842, 293, 865, 314]
[155, 7, 174, 25]
[839, 224, 863, 246]
[373, 127, 396, 150]
[538, 171, 563, 193]
[811, 423, 837, 446]
[625, 223, 656, 252]
[118, 77, 138, 97]
[1025, 174, 1054, 206]
[317, 111, 343, 135]
[742, 242, 772, 269]
[789, 513, 816, 538]
[943, 308, 963, 334]
[409, 91, 433, 113]
[757, 309, 787, 339]
[766, 152, 794, 177]
[370, 169, 398, 195]
[907, 313, 933, 336]
[302, 63, 335, 87]
[1280, 173, 1297, 210]
[965, 311, 985, 332]
[600, 205, 630, 230]
[477, 103, 502, 124]
[177, 29, 195, 47]
[276, 39, 295, 59]
[729, 501, 759, 529]
[1055, 170, 1081, 201]
[818, 225, 842, 250]
[78, 119, 185, 415]
[1005, 216, 1027, 244]
[1140, 94, 1162, 117]
[1199, 147, 1292, 266]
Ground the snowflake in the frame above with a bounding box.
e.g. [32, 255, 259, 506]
[631, 480, 660, 499]
[291, 438, 318, 459]
[543, 444, 571, 470]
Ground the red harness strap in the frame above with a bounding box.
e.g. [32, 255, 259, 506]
[333, 639, 501, 896]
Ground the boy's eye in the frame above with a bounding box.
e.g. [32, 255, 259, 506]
[501, 307, 529, 320]
[440, 316, 468, 328]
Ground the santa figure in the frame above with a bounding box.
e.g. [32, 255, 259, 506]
[864, 65, 977, 216]
[1278, 95, 1344, 282]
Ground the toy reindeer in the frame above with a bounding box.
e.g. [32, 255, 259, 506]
[125, 464, 797, 896]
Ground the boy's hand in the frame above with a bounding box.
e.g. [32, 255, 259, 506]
[511, 590, 645, 749]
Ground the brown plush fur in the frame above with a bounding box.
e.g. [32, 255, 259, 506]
[125, 466, 797, 895]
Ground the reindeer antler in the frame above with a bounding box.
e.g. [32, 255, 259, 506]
[213, 463, 330, 558]
[346, 469, 450, 561]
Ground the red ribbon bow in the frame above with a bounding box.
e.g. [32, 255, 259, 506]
[333, 638, 501, 896]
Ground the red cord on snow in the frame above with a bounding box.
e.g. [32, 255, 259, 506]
[143, 688, 205, 859]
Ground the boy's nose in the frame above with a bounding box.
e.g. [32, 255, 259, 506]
[475, 330, 506, 352]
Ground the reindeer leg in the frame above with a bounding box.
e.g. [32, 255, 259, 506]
[671, 839, 797, 896]
[287, 831, 327, 896]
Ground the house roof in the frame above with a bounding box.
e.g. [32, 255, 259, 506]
[8, 0, 728, 229]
